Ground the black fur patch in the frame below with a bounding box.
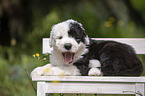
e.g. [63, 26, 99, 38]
[74, 39, 143, 76]
[68, 23, 86, 44]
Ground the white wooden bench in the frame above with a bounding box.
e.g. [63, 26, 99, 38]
[32, 38, 145, 96]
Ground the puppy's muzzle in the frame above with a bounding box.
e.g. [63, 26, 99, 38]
[64, 43, 72, 50]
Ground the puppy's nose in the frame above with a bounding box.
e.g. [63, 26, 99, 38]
[64, 43, 72, 50]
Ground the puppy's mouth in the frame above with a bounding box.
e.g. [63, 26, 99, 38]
[62, 52, 75, 64]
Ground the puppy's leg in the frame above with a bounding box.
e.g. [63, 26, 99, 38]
[30, 64, 51, 77]
[31, 64, 65, 77]
[88, 59, 103, 76]
[46, 66, 65, 76]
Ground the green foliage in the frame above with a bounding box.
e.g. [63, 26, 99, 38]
[0, 47, 35, 96]
[131, 0, 145, 17]
[24, 9, 60, 54]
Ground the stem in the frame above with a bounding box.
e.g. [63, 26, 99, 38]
[24, 68, 37, 94]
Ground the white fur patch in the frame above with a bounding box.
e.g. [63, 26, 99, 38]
[89, 59, 101, 68]
[88, 60, 102, 76]
[55, 37, 79, 52]
[88, 67, 102, 76]
[85, 36, 90, 45]
[50, 21, 69, 47]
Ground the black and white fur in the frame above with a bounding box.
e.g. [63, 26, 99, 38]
[31, 19, 143, 77]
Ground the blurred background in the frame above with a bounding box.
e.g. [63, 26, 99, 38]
[0, 0, 145, 96]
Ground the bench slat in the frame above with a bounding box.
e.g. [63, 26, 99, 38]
[32, 76, 145, 83]
[45, 82, 136, 94]
[35, 76, 145, 95]
[43, 38, 145, 54]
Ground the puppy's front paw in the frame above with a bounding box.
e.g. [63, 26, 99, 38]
[31, 64, 66, 77]
[31, 64, 52, 77]
[88, 68, 102, 76]
[45, 67, 65, 76]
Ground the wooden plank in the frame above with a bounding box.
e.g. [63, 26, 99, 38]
[135, 83, 145, 96]
[32, 76, 145, 83]
[45, 82, 136, 94]
[37, 82, 46, 96]
[43, 38, 53, 54]
[43, 38, 145, 54]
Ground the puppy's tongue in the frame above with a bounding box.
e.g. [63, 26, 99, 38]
[64, 52, 73, 64]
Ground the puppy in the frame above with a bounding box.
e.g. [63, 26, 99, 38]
[31, 19, 143, 77]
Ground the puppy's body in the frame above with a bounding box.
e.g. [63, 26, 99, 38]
[31, 19, 143, 77]
[75, 39, 143, 76]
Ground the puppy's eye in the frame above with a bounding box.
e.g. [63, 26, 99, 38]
[59, 36, 63, 39]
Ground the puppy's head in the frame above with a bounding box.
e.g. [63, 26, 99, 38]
[50, 19, 89, 64]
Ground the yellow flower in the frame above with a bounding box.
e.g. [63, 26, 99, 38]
[44, 67, 51, 72]
[36, 53, 40, 57]
[104, 21, 112, 27]
[118, 20, 124, 26]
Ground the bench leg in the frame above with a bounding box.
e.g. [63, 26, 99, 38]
[135, 83, 144, 96]
[37, 82, 46, 96]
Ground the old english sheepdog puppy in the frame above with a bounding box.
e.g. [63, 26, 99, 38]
[31, 19, 143, 77]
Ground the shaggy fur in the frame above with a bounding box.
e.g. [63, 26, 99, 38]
[31, 19, 143, 77]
